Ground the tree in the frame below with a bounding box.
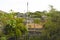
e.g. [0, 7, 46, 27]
[40, 8, 60, 40]
[0, 11, 27, 40]
[34, 18, 40, 24]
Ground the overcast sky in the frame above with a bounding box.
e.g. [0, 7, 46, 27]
[0, 0, 60, 12]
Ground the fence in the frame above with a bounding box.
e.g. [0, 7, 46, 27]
[19, 31, 41, 40]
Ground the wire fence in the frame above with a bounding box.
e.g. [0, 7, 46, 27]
[19, 31, 41, 40]
[19, 34, 41, 40]
[0, 31, 41, 40]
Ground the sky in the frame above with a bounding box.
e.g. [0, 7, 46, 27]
[0, 0, 60, 13]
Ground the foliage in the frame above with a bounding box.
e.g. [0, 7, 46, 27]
[0, 5, 60, 40]
[0, 10, 27, 40]
[34, 18, 40, 24]
[40, 6, 60, 40]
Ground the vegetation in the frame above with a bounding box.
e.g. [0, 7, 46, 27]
[0, 5, 60, 40]
[0, 10, 27, 40]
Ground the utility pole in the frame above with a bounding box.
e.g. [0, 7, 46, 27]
[26, 2, 28, 31]
[27, 2, 28, 12]
[26, 1, 29, 40]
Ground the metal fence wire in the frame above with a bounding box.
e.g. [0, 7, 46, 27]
[19, 35, 41, 40]
[19, 31, 41, 40]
